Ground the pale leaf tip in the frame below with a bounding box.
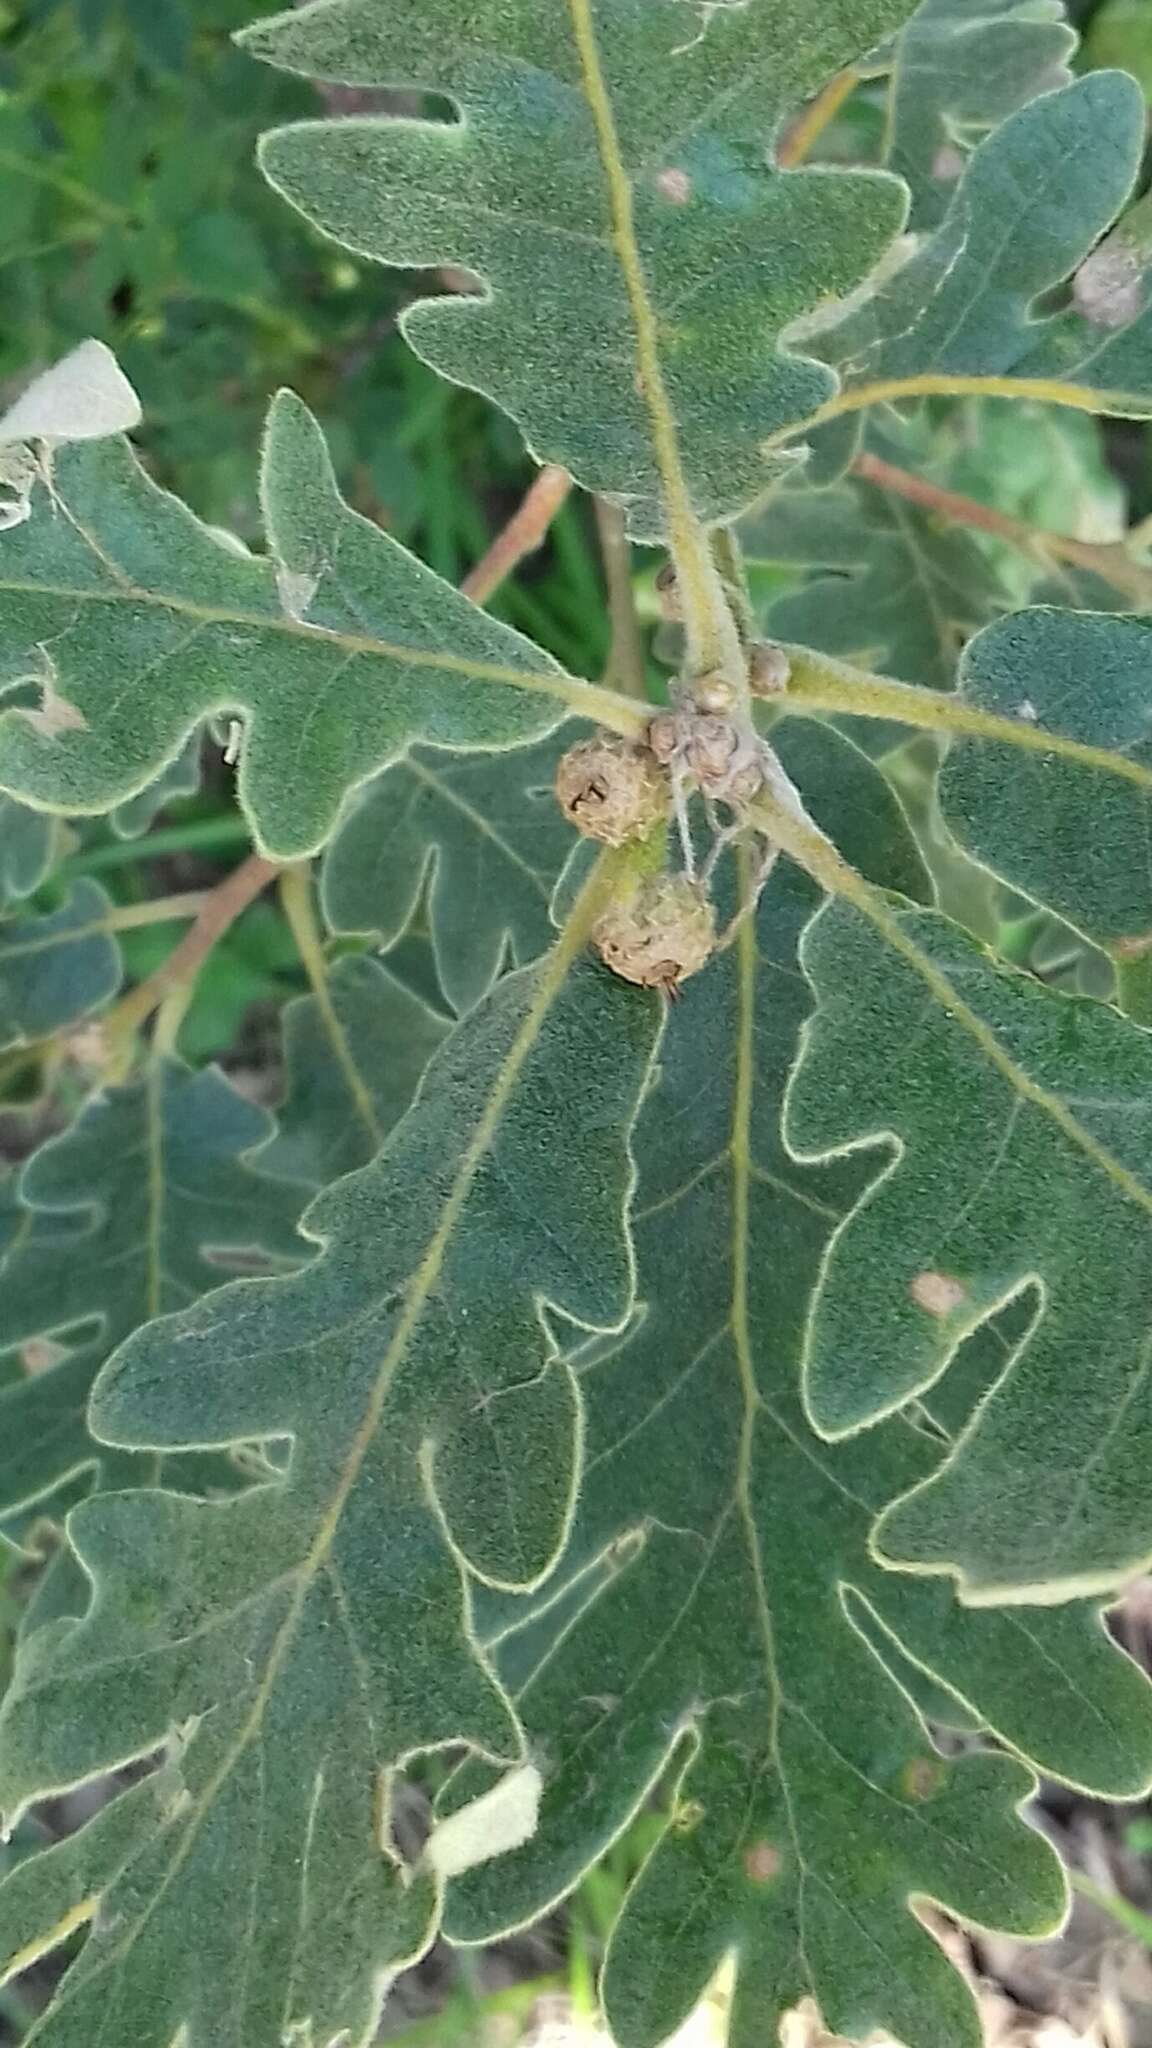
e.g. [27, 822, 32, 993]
[0, 339, 142, 447]
[423, 1763, 543, 1881]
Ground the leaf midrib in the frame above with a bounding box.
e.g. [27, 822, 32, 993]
[58, 853, 624, 2008]
[0, 572, 644, 739]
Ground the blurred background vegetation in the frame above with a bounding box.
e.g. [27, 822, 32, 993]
[1, 0, 1152, 2041]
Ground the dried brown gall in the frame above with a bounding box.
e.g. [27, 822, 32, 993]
[594, 874, 716, 994]
[554, 734, 666, 846]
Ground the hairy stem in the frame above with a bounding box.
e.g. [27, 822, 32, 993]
[594, 498, 647, 698]
[780, 645, 1152, 796]
[853, 450, 1152, 608]
[766, 374, 1152, 452]
[461, 465, 573, 605]
[566, 0, 742, 687]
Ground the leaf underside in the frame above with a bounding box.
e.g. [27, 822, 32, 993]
[8, 5, 1152, 2047]
[0, 1059, 305, 1524]
[0, 881, 120, 1050]
[788, 898, 1152, 1603]
[440, 860, 1152, 2048]
[242, 0, 913, 534]
[878, 0, 1076, 231]
[816, 71, 1152, 413]
[0, 910, 660, 2048]
[0, 395, 568, 856]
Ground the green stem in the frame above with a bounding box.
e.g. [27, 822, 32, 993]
[781, 645, 1152, 797]
[565, 0, 742, 687]
[594, 497, 648, 698]
[1072, 1871, 1152, 1949]
[104, 893, 209, 931]
[278, 865, 385, 1152]
[766, 373, 1152, 453]
[63, 816, 253, 875]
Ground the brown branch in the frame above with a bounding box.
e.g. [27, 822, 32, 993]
[461, 465, 573, 604]
[107, 851, 281, 1045]
[778, 68, 858, 169]
[851, 450, 1152, 610]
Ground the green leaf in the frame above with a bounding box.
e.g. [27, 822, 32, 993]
[241, 0, 912, 533]
[110, 728, 203, 839]
[880, 0, 1076, 229]
[0, 1058, 305, 1521]
[322, 731, 579, 1016]
[0, 393, 597, 858]
[937, 606, 1152, 952]
[786, 897, 1152, 1602]
[443, 860, 1152, 2048]
[0, 879, 661, 2048]
[262, 952, 449, 1186]
[770, 718, 928, 901]
[816, 72, 1152, 414]
[0, 880, 120, 1050]
[743, 452, 1009, 692]
[0, 797, 55, 906]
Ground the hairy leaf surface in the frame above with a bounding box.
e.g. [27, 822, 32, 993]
[0, 394, 582, 855]
[0, 1058, 304, 1521]
[880, 0, 1075, 229]
[110, 729, 203, 839]
[262, 952, 449, 1187]
[0, 881, 120, 1050]
[242, 0, 912, 533]
[936, 606, 1152, 953]
[0, 797, 55, 906]
[322, 730, 577, 1016]
[0, 890, 660, 2048]
[816, 74, 1152, 415]
[787, 898, 1152, 1601]
[443, 862, 1152, 2048]
[744, 461, 1008, 692]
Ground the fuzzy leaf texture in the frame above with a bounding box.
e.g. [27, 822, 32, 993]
[878, 0, 1075, 229]
[743, 440, 1010, 693]
[786, 897, 1152, 1602]
[0, 883, 661, 2048]
[0, 393, 582, 855]
[812, 71, 1152, 419]
[0, 1059, 305, 1524]
[934, 606, 1152, 956]
[0, 797, 54, 905]
[240, 0, 913, 534]
[441, 854, 1152, 2048]
[262, 954, 449, 1189]
[321, 728, 578, 1017]
[0, 881, 120, 1049]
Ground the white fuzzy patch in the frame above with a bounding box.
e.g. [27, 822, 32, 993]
[0, 339, 141, 445]
[423, 1763, 543, 1881]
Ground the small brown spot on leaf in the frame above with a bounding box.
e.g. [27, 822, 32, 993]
[910, 1270, 965, 1317]
[656, 167, 692, 204]
[21, 667, 88, 738]
[901, 1757, 945, 1803]
[1114, 931, 1152, 962]
[932, 144, 966, 182]
[743, 1840, 781, 1883]
[21, 1337, 69, 1377]
[1074, 237, 1145, 331]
